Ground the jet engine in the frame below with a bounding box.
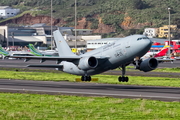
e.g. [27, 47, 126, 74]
[138, 58, 158, 72]
[78, 56, 98, 70]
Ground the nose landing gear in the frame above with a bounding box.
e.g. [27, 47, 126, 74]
[118, 65, 129, 82]
[118, 76, 128, 82]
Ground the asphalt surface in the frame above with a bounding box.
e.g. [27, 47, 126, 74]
[0, 59, 180, 101]
[0, 79, 179, 101]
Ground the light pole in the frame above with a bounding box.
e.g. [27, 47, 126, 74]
[11, 32, 14, 47]
[74, 0, 77, 54]
[51, 0, 53, 50]
[168, 7, 171, 57]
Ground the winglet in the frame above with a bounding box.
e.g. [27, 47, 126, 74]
[53, 30, 77, 57]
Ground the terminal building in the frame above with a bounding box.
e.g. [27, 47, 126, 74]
[0, 24, 101, 50]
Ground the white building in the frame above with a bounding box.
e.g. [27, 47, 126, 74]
[0, 6, 20, 19]
[143, 28, 159, 38]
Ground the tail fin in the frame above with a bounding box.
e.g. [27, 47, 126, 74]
[0, 45, 9, 56]
[53, 30, 77, 57]
[154, 47, 169, 58]
[28, 44, 44, 56]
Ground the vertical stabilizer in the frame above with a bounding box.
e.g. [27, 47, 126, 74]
[154, 47, 169, 58]
[53, 30, 77, 57]
[0, 45, 9, 56]
[28, 44, 43, 56]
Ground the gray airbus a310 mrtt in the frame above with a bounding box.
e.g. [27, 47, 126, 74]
[12, 30, 158, 82]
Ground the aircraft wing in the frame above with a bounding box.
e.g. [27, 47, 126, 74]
[11, 55, 81, 62]
[27, 64, 63, 68]
[11, 55, 109, 64]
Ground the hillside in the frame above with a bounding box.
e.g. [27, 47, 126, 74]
[0, 0, 180, 37]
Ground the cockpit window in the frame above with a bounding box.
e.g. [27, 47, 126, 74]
[137, 37, 149, 41]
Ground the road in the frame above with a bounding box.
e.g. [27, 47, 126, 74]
[0, 59, 179, 101]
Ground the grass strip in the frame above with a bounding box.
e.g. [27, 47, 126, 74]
[154, 67, 180, 73]
[0, 70, 180, 87]
[0, 93, 179, 120]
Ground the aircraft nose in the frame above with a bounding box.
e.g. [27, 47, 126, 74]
[131, 37, 152, 56]
[139, 38, 152, 52]
[144, 38, 152, 47]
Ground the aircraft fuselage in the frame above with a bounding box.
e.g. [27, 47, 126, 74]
[62, 35, 152, 75]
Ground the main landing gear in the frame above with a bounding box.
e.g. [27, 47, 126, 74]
[118, 65, 129, 82]
[81, 75, 91, 81]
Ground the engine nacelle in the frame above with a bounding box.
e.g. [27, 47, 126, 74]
[78, 56, 98, 70]
[139, 58, 158, 72]
[59, 61, 85, 75]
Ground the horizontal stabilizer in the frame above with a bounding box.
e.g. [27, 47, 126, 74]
[156, 58, 175, 63]
[27, 64, 63, 68]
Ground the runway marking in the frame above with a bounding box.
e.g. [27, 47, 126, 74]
[0, 88, 179, 100]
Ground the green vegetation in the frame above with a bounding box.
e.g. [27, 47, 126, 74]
[154, 67, 180, 73]
[0, 68, 180, 87]
[0, 93, 179, 119]
[1, 0, 180, 36]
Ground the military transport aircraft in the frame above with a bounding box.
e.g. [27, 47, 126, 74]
[12, 30, 158, 82]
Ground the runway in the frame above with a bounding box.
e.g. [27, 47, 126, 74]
[0, 59, 180, 101]
[0, 79, 179, 101]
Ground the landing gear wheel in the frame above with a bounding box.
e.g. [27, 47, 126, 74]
[87, 76, 91, 81]
[125, 77, 129, 82]
[81, 76, 91, 82]
[118, 77, 129, 82]
[81, 76, 85, 81]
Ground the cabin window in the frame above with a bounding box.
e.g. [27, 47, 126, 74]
[137, 38, 142, 40]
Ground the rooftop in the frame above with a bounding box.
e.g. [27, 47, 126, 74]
[0, 6, 11, 9]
